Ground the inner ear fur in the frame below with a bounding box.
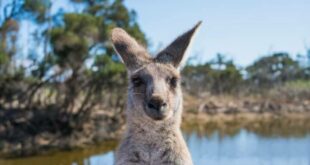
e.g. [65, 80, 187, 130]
[111, 28, 150, 71]
[155, 21, 202, 68]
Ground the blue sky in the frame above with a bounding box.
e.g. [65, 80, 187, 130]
[2, 0, 309, 67]
[125, 0, 310, 66]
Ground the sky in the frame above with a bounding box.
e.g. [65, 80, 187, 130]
[1, 0, 309, 67]
[124, 0, 310, 66]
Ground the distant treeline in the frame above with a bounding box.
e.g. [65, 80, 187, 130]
[0, 0, 309, 138]
[182, 52, 310, 95]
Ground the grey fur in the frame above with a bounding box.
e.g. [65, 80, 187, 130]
[112, 22, 201, 165]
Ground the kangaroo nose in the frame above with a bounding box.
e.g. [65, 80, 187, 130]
[147, 97, 167, 112]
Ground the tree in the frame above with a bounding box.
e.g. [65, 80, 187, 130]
[182, 54, 243, 94]
[246, 52, 300, 87]
[44, 0, 147, 115]
[0, 0, 148, 147]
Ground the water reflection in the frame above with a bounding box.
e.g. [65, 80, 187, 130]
[1, 118, 310, 165]
[186, 130, 310, 165]
[182, 115, 310, 138]
[0, 141, 117, 165]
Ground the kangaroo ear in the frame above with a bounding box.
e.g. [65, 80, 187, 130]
[111, 28, 150, 71]
[155, 21, 202, 68]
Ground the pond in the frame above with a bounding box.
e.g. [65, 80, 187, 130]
[1, 128, 310, 165]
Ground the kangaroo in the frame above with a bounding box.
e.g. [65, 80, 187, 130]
[111, 21, 201, 165]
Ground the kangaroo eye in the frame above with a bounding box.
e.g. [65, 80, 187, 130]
[168, 77, 178, 88]
[132, 77, 144, 87]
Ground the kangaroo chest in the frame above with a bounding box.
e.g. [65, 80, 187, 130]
[121, 129, 190, 164]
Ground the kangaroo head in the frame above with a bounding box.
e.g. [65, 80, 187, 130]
[111, 22, 201, 121]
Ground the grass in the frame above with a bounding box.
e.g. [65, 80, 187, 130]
[283, 80, 310, 91]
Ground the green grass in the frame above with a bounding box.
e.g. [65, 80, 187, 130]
[283, 80, 310, 91]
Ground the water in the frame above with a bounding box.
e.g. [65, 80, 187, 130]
[186, 130, 310, 165]
[1, 129, 310, 165]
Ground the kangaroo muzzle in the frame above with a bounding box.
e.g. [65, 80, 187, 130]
[145, 96, 169, 120]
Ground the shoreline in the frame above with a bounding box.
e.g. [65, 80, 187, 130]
[182, 112, 310, 137]
[1, 111, 310, 158]
[1, 93, 310, 157]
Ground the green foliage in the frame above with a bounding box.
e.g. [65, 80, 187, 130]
[183, 54, 243, 94]
[182, 63, 212, 93]
[183, 52, 308, 95]
[283, 80, 310, 91]
[93, 55, 126, 88]
[23, 0, 51, 22]
[49, 13, 105, 68]
[0, 18, 19, 75]
[94, 55, 125, 76]
[0, 0, 146, 116]
[0, 51, 9, 64]
[246, 52, 301, 87]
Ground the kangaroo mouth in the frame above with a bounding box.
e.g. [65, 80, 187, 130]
[144, 104, 169, 121]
